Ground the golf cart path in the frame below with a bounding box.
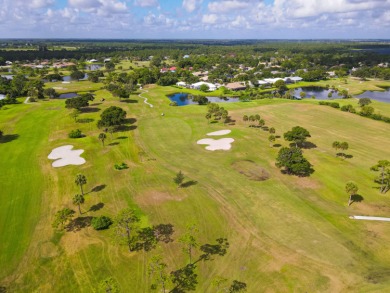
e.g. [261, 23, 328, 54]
[350, 215, 390, 222]
[139, 89, 153, 108]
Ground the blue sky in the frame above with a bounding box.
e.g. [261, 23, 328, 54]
[0, 0, 389, 39]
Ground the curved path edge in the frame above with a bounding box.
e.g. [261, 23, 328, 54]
[138, 89, 153, 108]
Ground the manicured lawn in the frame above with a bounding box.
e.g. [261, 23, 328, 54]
[1, 84, 390, 292]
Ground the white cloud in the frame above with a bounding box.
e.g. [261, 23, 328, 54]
[182, 0, 202, 13]
[202, 14, 218, 24]
[134, 0, 158, 7]
[208, 0, 250, 13]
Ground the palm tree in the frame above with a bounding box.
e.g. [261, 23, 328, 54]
[73, 194, 85, 215]
[332, 141, 340, 156]
[75, 174, 87, 195]
[269, 127, 275, 134]
[243, 115, 248, 123]
[98, 133, 106, 146]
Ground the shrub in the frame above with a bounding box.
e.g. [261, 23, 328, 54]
[68, 129, 83, 138]
[114, 162, 128, 170]
[330, 102, 340, 108]
[91, 216, 113, 230]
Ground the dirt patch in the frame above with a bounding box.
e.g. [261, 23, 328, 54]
[135, 190, 184, 206]
[295, 177, 320, 189]
[232, 160, 270, 181]
[39, 241, 60, 258]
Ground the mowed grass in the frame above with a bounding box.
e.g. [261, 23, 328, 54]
[0, 84, 390, 292]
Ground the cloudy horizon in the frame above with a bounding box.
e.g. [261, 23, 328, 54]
[0, 0, 389, 39]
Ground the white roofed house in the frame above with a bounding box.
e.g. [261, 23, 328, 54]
[176, 81, 187, 87]
[191, 82, 217, 91]
[284, 76, 303, 83]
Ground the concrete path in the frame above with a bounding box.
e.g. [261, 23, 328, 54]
[349, 215, 390, 222]
[24, 97, 31, 104]
[138, 90, 153, 108]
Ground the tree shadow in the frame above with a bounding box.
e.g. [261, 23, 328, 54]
[108, 142, 119, 146]
[0, 286, 6, 293]
[337, 153, 353, 159]
[77, 118, 94, 123]
[301, 141, 317, 149]
[273, 143, 282, 148]
[124, 118, 137, 124]
[116, 136, 128, 140]
[153, 223, 174, 243]
[197, 238, 229, 263]
[280, 167, 314, 177]
[351, 194, 364, 205]
[180, 180, 198, 188]
[121, 99, 138, 104]
[290, 142, 317, 149]
[90, 102, 102, 106]
[65, 216, 92, 232]
[89, 202, 105, 212]
[82, 107, 100, 113]
[91, 184, 106, 193]
[117, 125, 137, 131]
[262, 126, 269, 131]
[275, 135, 281, 139]
[0, 134, 19, 143]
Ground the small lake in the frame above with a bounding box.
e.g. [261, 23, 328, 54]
[58, 92, 78, 99]
[62, 74, 89, 82]
[0, 94, 6, 100]
[292, 87, 339, 100]
[355, 88, 390, 103]
[168, 93, 240, 106]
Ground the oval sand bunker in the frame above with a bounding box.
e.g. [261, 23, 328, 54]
[48, 145, 86, 167]
[207, 129, 231, 136]
[197, 138, 234, 151]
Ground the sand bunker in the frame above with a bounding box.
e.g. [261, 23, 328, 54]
[197, 138, 234, 151]
[48, 145, 86, 167]
[207, 130, 231, 136]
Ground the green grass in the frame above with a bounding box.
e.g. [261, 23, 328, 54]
[1, 83, 390, 292]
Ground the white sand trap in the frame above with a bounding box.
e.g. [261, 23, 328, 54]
[207, 130, 231, 136]
[350, 215, 390, 222]
[48, 145, 86, 167]
[197, 138, 234, 151]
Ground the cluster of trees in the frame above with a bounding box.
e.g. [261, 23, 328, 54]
[275, 126, 313, 176]
[97, 106, 127, 129]
[205, 103, 229, 124]
[65, 93, 94, 110]
[352, 66, 390, 80]
[52, 174, 113, 231]
[319, 100, 390, 124]
[242, 114, 265, 128]
[332, 141, 349, 158]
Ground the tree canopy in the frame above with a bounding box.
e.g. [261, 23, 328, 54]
[275, 147, 313, 176]
[97, 106, 127, 128]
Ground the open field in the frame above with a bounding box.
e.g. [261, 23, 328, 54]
[1, 83, 390, 292]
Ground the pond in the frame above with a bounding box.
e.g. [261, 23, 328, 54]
[62, 73, 89, 82]
[355, 88, 390, 103]
[168, 93, 240, 106]
[291, 87, 339, 100]
[58, 92, 78, 99]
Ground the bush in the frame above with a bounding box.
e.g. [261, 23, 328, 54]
[91, 216, 113, 230]
[114, 162, 128, 170]
[68, 129, 82, 138]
